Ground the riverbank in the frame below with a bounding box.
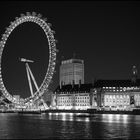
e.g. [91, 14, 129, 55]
[42, 108, 140, 115]
[1, 108, 140, 115]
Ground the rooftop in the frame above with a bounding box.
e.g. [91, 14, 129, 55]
[93, 79, 140, 88]
[61, 59, 84, 65]
[54, 83, 93, 93]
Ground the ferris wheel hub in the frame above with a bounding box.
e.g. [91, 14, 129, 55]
[20, 58, 34, 63]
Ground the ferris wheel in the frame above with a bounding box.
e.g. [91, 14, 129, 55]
[0, 12, 57, 106]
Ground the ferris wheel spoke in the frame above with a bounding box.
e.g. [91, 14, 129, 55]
[26, 63, 34, 97]
[26, 62, 39, 92]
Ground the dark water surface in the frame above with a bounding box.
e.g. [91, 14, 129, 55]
[0, 113, 140, 139]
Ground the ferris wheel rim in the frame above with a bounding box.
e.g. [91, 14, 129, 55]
[0, 12, 57, 105]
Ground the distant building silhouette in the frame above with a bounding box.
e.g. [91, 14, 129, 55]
[132, 65, 138, 84]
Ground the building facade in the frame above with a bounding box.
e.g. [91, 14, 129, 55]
[93, 79, 140, 111]
[59, 59, 84, 86]
[53, 84, 94, 110]
[53, 59, 140, 111]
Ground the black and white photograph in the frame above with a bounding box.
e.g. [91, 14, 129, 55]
[0, 0, 140, 139]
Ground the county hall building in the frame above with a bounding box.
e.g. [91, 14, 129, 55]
[52, 58, 140, 111]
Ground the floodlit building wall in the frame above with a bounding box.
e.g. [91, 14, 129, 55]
[56, 92, 91, 110]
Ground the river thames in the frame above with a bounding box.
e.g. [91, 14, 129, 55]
[0, 113, 140, 139]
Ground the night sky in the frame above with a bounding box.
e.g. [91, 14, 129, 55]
[0, 1, 140, 98]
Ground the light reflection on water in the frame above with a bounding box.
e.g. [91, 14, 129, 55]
[0, 113, 140, 139]
[47, 112, 91, 122]
[101, 114, 129, 123]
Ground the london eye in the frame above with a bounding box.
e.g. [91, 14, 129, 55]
[0, 12, 57, 107]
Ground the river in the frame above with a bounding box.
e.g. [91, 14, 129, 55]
[0, 113, 140, 139]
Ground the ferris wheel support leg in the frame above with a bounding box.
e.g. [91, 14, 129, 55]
[26, 63, 34, 97]
[27, 63, 48, 109]
[41, 98, 49, 110]
[26, 63, 39, 91]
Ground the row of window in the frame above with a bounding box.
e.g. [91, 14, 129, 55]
[58, 96, 89, 100]
[134, 95, 140, 100]
[135, 102, 140, 106]
[105, 95, 130, 99]
[58, 92, 89, 94]
[105, 102, 129, 105]
[104, 99, 130, 102]
[75, 99, 90, 102]
[105, 101, 130, 105]
[57, 103, 90, 106]
[58, 99, 90, 104]
[105, 100, 130, 103]
[60, 71, 83, 74]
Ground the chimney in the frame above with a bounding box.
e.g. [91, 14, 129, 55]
[79, 79, 81, 88]
[60, 81, 62, 89]
[72, 80, 75, 88]
[132, 65, 138, 84]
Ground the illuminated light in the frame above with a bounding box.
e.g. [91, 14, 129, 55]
[108, 114, 113, 123]
[110, 95, 112, 99]
[55, 113, 58, 116]
[85, 118, 90, 122]
[115, 114, 121, 121]
[49, 113, 52, 115]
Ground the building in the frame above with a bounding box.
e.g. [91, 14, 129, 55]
[53, 83, 94, 110]
[53, 57, 95, 110]
[93, 79, 140, 111]
[54, 59, 140, 111]
[59, 59, 84, 86]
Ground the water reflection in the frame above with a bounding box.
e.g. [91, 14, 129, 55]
[1, 113, 140, 139]
[101, 114, 131, 124]
[48, 112, 74, 121]
[47, 113, 140, 139]
[48, 112, 92, 122]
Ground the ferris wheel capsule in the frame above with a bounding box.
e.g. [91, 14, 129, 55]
[20, 13, 25, 17]
[48, 23, 52, 27]
[37, 13, 42, 18]
[43, 18, 47, 22]
[26, 12, 31, 16]
[15, 17, 19, 20]
[32, 12, 37, 16]
[51, 30, 55, 34]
